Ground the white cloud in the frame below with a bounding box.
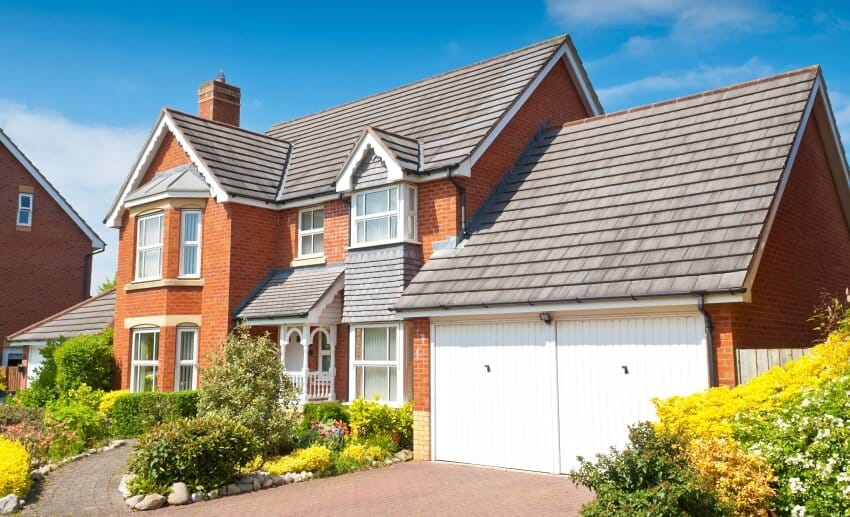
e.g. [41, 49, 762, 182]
[0, 100, 147, 294]
[597, 57, 774, 106]
[831, 92, 850, 148]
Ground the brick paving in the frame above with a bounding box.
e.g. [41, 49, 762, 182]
[155, 462, 594, 517]
[21, 442, 133, 517]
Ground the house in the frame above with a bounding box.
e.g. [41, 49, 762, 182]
[0, 129, 106, 391]
[105, 35, 850, 475]
[6, 289, 115, 388]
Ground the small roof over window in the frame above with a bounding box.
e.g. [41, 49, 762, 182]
[124, 165, 211, 207]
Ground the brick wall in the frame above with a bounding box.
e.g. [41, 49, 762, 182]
[0, 142, 92, 346]
[707, 116, 850, 386]
[280, 199, 349, 266]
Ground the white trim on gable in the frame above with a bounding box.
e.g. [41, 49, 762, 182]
[0, 130, 105, 249]
[105, 111, 225, 228]
[456, 41, 603, 176]
[741, 74, 850, 301]
[336, 129, 404, 192]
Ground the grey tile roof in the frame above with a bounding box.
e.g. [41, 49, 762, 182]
[235, 265, 345, 320]
[343, 244, 423, 323]
[8, 290, 115, 342]
[267, 35, 576, 201]
[368, 127, 421, 172]
[352, 152, 390, 190]
[125, 164, 210, 202]
[396, 68, 819, 310]
[167, 109, 292, 203]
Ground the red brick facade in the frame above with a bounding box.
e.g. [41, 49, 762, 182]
[707, 117, 850, 386]
[0, 140, 93, 346]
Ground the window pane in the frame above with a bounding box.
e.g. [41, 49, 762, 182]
[364, 190, 389, 215]
[312, 233, 324, 254]
[178, 365, 194, 391]
[313, 209, 323, 228]
[388, 327, 397, 361]
[181, 246, 197, 275]
[320, 355, 331, 372]
[301, 235, 312, 255]
[388, 188, 397, 212]
[363, 327, 388, 361]
[362, 366, 390, 400]
[365, 217, 389, 242]
[19, 195, 31, 209]
[356, 221, 365, 244]
[182, 212, 199, 242]
[17, 210, 30, 225]
[179, 331, 195, 361]
[134, 332, 158, 361]
[356, 194, 365, 216]
[389, 215, 397, 239]
[140, 216, 162, 246]
[300, 210, 312, 231]
[139, 248, 161, 278]
[134, 365, 157, 392]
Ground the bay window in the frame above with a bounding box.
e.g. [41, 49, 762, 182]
[352, 326, 401, 403]
[352, 185, 416, 246]
[135, 212, 163, 280]
[298, 207, 324, 257]
[131, 328, 159, 392]
[176, 327, 198, 390]
[179, 210, 202, 277]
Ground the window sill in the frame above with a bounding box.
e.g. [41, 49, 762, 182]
[347, 239, 421, 251]
[291, 256, 326, 268]
[15, 225, 31, 232]
[125, 278, 205, 291]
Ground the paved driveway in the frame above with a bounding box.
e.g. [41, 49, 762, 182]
[156, 462, 593, 516]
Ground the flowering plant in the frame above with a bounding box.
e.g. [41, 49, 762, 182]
[309, 420, 350, 451]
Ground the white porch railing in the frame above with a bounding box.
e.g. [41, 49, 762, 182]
[287, 371, 334, 402]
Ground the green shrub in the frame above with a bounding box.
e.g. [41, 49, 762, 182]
[0, 404, 44, 426]
[300, 402, 348, 430]
[348, 398, 413, 452]
[198, 324, 298, 456]
[331, 442, 390, 474]
[108, 391, 198, 438]
[264, 444, 332, 475]
[129, 416, 256, 493]
[16, 339, 62, 407]
[734, 371, 850, 516]
[570, 422, 723, 516]
[45, 385, 106, 454]
[0, 437, 31, 497]
[54, 329, 114, 393]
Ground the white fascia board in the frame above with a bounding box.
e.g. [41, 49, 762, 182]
[106, 112, 224, 228]
[336, 130, 404, 192]
[395, 293, 745, 319]
[123, 191, 211, 209]
[305, 274, 345, 322]
[0, 130, 106, 249]
[741, 79, 820, 299]
[6, 339, 48, 347]
[463, 42, 602, 173]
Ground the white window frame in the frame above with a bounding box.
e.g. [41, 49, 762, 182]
[313, 327, 332, 373]
[130, 328, 159, 393]
[17, 193, 32, 227]
[135, 211, 163, 281]
[349, 323, 405, 405]
[350, 184, 417, 247]
[179, 209, 202, 278]
[175, 326, 199, 390]
[298, 206, 325, 258]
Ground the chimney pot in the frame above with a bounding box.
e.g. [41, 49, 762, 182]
[198, 74, 240, 126]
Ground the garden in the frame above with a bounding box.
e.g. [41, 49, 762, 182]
[570, 296, 850, 516]
[0, 325, 413, 513]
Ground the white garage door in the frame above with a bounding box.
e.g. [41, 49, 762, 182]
[432, 314, 708, 474]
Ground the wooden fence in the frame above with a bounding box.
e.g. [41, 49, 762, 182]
[735, 347, 809, 384]
[3, 366, 26, 392]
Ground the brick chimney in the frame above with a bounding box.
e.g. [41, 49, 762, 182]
[198, 71, 241, 126]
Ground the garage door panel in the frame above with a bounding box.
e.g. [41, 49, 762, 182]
[434, 321, 558, 473]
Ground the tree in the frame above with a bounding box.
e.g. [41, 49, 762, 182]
[198, 324, 298, 456]
[97, 275, 116, 293]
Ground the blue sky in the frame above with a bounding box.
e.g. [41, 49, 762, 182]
[1, 0, 849, 292]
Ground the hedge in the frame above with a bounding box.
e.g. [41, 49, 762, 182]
[108, 391, 198, 438]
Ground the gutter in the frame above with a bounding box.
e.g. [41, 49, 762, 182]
[446, 167, 468, 239]
[82, 246, 106, 300]
[696, 293, 720, 388]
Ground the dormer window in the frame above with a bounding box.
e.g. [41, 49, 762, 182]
[352, 185, 416, 246]
[135, 212, 163, 281]
[299, 207, 324, 258]
[17, 193, 32, 226]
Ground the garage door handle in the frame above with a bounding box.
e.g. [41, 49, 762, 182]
[622, 365, 629, 375]
[484, 364, 491, 373]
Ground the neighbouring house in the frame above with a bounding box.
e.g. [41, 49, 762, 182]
[6, 289, 115, 388]
[1, 129, 106, 392]
[105, 35, 850, 475]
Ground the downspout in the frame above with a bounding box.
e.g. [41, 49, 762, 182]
[339, 193, 351, 248]
[82, 247, 105, 300]
[446, 168, 468, 240]
[697, 293, 719, 387]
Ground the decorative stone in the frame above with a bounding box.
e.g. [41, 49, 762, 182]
[284, 473, 295, 484]
[394, 449, 414, 461]
[191, 492, 205, 503]
[206, 489, 220, 500]
[0, 494, 20, 515]
[271, 475, 285, 486]
[135, 494, 166, 511]
[252, 477, 261, 490]
[237, 483, 253, 493]
[126, 495, 145, 508]
[167, 482, 190, 505]
[225, 484, 241, 496]
[262, 477, 274, 489]
[119, 473, 136, 498]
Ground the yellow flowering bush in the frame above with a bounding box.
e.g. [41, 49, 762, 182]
[97, 389, 129, 417]
[655, 330, 850, 438]
[0, 436, 31, 497]
[340, 443, 389, 464]
[687, 437, 775, 516]
[264, 444, 331, 475]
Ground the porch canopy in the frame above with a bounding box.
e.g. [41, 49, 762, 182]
[235, 265, 345, 402]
